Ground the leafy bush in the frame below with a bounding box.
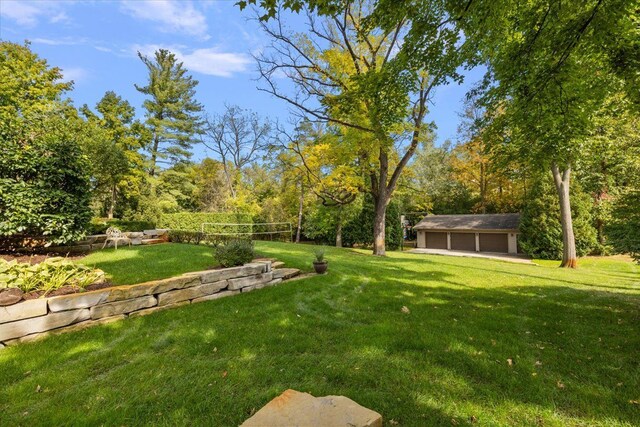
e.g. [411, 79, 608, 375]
[0, 42, 92, 246]
[213, 239, 255, 268]
[159, 212, 253, 233]
[519, 175, 597, 259]
[168, 230, 205, 245]
[88, 219, 156, 235]
[0, 258, 104, 295]
[607, 189, 640, 263]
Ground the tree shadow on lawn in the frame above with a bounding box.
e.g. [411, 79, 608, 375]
[1, 266, 638, 426]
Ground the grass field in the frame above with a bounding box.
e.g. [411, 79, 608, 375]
[0, 242, 638, 426]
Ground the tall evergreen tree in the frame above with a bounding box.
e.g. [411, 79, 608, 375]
[135, 49, 204, 176]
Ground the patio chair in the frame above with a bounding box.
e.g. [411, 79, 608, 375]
[102, 227, 131, 250]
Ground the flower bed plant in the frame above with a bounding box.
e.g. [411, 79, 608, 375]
[0, 257, 104, 297]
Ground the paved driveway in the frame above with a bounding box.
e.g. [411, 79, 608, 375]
[408, 248, 534, 264]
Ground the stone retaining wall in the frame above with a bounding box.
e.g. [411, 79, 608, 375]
[0, 260, 277, 347]
[48, 229, 169, 253]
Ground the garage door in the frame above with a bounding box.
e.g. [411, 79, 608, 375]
[451, 232, 475, 251]
[479, 233, 508, 253]
[426, 232, 447, 249]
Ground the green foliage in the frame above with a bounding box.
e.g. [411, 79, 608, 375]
[159, 212, 253, 233]
[519, 176, 597, 259]
[0, 258, 104, 295]
[313, 248, 325, 263]
[341, 195, 402, 250]
[607, 190, 640, 263]
[213, 239, 255, 268]
[80, 91, 147, 219]
[0, 41, 92, 245]
[136, 49, 204, 174]
[167, 230, 205, 245]
[88, 219, 156, 235]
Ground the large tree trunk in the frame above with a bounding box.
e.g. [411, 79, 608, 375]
[149, 134, 160, 177]
[552, 164, 577, 268]
[107, 183, 116, 220]
[295, 180, 304, 243]
[335, 206, 343, 248]
[372, 192, 387, 256]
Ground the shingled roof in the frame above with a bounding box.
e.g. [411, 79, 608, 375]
[413, 213, 520, 231]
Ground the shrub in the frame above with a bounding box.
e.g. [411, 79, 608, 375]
[607, 189, 640, 263]
[313, 249, 325, 263]
[0, 258, 104, 295]
[213, 239, 255, 268]
[519, 175, 597, 259]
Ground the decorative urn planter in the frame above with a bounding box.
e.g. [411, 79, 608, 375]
[313, 261, 328, 274]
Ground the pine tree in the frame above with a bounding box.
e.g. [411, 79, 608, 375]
[135, 49, 204, 176]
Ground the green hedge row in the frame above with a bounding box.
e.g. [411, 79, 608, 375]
[158, 212, 253, 234]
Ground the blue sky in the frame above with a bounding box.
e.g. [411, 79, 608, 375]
[0, 0, 484, 160]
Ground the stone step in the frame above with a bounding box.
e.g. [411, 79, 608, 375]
[241, 389, 382, 427]
[272, 268, 300, 280]
[271, 261, 285, 269]
[141, 238, 165, 245]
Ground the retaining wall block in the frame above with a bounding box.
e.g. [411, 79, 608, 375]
[48, 290, 111, 312]
[193, 263, 267, 284]
[228, 272, 274, 291]
[191, 290, 240, 304]
[157, 280, 228, 306]
[0, 299, 48, 324]
[91, 295, 157, 320]
[106, 275, 200, 302]
[0, 308, 90, 342]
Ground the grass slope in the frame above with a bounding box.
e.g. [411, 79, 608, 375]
[0, 242, 638, 426]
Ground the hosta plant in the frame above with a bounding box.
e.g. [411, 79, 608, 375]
[0, 258, 104, 295]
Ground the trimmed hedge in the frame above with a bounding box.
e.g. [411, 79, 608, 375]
[159, 212, 253, 234]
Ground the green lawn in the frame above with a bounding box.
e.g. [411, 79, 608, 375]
[80, 243, 215, 285]
[1, 242, 638, 426]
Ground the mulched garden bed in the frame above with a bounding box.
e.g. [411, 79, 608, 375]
[0, 253, 87, 264]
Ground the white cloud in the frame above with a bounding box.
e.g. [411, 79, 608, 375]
[120, 0, 209, 39]
[133, 44, 251, 78]
[61, 67, 88, 83]
[0, 1, 71, 27]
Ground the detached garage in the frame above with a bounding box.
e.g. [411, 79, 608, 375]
[414, 213, 520, 254]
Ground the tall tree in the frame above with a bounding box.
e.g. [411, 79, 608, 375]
[135, 49, 204, 176]
[459, 0, 634, 267]
[254, 1, 470, 255]
[203, 105, 272, 198]
[277, 121, 361, 246]
[80, 91, 146, 219]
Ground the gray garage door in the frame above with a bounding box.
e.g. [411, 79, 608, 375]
[426, 232, 447, 249]
[451, 232, 475, 251]
[479, 233, 509, 252]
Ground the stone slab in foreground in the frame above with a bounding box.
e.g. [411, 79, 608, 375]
[241, 389, 382, 427]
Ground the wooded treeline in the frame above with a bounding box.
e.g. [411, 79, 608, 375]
[1, 0, 638, 264]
